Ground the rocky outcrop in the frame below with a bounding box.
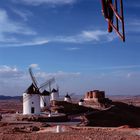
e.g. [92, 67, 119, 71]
[84, 102, 140, 127]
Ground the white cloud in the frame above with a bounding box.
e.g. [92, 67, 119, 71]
[0, 9, 36, 45]
[127, 73, 131, 78]
[0, 9, 36, 36]
[0, 65, 140, 96]
[0, 65, 82, 95]
[126, 71, 140, 79]
[126, 18, 140, 33]
[0, 65, 28, 95]
[97, 65, 140, 70]
[0, 65, 18, 73]
[29, 64, 40, 70]
[51, 30, 116, 44]
[29, 64, 39, 68]
[0, 8, 116, 47]
[81, 30, 107, 41]
[66, 47, 80, 51]
[0, 65, 24, 79]
[0, 29, 115, 47]
[129, 19, 140, 26]
[4, 39, 49, 47]
[13, 0, 76, 6]
[35, 71, 81, 79]
[12, 9, 33, 21]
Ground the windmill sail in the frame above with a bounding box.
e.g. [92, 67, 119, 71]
[39, 78, 55, 90]
[29, 67, 38, 88]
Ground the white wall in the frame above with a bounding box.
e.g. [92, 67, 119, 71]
[23, 93, 41, 115]
[50, 92, 59, 101]
[40, 95, 50, 108]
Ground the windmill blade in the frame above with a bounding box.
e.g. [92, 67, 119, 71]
[29, 67, 38, 88]
[56, 84, 59, 91]
[23, 94, 33, 103]
[40, 95, 46, 107]
[39, 77, 55, 90]
[39, 77, 55, 88]
[39, 78, 55, 90]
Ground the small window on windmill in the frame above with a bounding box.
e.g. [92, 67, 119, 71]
[32, 102, 34, 104]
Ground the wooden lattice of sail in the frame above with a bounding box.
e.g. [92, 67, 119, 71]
[101, 0, 125, 42]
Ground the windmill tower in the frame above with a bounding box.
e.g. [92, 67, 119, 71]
[40, 90, 50, 108]
[40, 78, 55, 108]
[64, 93, 71, 102]
[78, 99, 84, 106]
[23, 83, 41, 115]
[50, 86, 59, 101]
[23, 67, 55, 115]
[64, 93, 75, 103]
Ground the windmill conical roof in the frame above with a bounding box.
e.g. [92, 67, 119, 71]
[25, 83, 39, 94]
[51, 88, 57, 93]
[65, 94, 71, 98]
[42, 90, 50, 96]
[80, 99, 84, 102]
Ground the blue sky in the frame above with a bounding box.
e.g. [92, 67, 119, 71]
[0, 0, 140, 96]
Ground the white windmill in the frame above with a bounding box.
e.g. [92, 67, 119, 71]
[40, 78, 55, 108]
[64, 93, 71, 102]
[64, 93, 75, 103]
[50, 86, 59, 101]
[40, 90, 50, 108]
[78, 99, 84, 106]
[23, 67, 55, 115]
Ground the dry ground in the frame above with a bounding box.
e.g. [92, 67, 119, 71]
[0, 97, 140, 140]
[0, 124, 140, 140]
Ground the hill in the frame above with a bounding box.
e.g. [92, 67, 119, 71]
[0, 95, 21, 100]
